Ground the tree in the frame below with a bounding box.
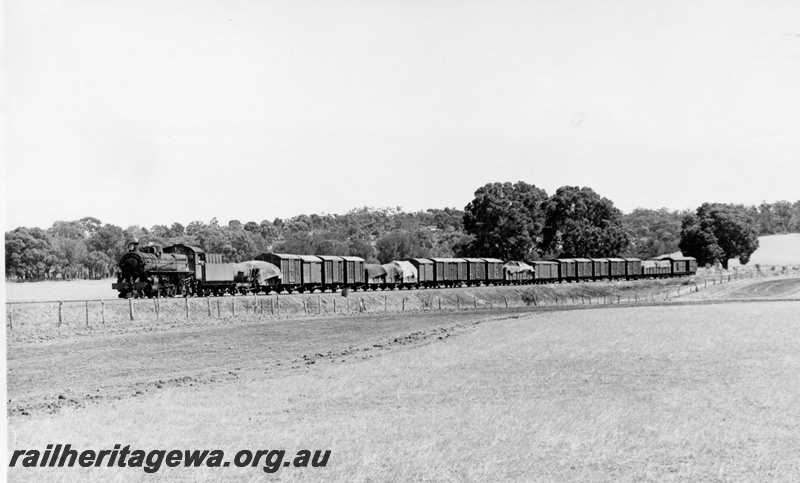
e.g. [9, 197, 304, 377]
[678, 203, 759, 269]
[78, 217, 103, 236]
[375, 230, 429, 263]
[772, 201, 793, 234]
[85, 251, 111, 279]
[758, 202, 775, 235]
[89, 224, 127, 262]
[273, 233, 315, 255]
[463, 182, 548, 260]
[622, 208, 685, 259]
[50, 220, 86, 240]
[451, 235, 476, 258]
[540, 186, 629, 257]
[348, 238, 376, 261]
[5, 227, 58, 279]
[54, 237, 88, 278]
[792, 201, 800, 232]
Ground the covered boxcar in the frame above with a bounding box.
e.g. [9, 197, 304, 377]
[532, 261, 559, 283]
[590, 258, 610, 280]
[623, 258, 643, 279]
[318, 255, 344, 290]
[463, 258, 487, 286]
[409, 258, 434, 288]
[429, 258, 467, 287]
[297, 255, 323, 290]
[552, 259, 577, 282]
[483, 258, 505, 285]
[573, 258, 593, 280]
[341, 256, 365, 286]
[606, 258, 627, 279]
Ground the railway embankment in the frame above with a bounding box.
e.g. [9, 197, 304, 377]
[8, 271, 798, 342]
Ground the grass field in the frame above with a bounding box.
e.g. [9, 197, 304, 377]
[8, 300, 800, 482]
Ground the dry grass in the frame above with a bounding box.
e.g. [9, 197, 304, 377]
[5, 278, 117, 303]
[8, 301, 800, 482]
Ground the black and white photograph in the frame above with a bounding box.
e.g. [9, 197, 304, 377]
[4, 0, 800, 480]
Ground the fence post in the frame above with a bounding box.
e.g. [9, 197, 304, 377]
[207, 297, 211, 317]
[101, 299, 105, 324]
[504, 296, 508, 308]
[304, 300, 308, 315]
[58, 301, 63, 327]
[216, 299, 221, 318]
[384, 295, 387, 312]
[402, 298, 405, 311]
[154, 298, 159, 319]
[474, 296, 477, 309]
[456, 295, 460, 309]
[85, 301, 89, 326]
[232, 299, 236, 317]
[128, 299, 134, 322]
[439, 297, 442, 310]
[319, 295, 322, 315]
[8, 308, 12, 331]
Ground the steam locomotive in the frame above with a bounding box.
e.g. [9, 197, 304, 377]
[112, 242, 697, 298]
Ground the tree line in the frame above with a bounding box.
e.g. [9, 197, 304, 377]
[6, 187, 798, 281]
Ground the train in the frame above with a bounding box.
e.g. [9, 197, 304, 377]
[112, 242, 698, 298]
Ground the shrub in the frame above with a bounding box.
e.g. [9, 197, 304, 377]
[520, 290, 538, 306]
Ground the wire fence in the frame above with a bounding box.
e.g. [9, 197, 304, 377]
[5, 269, 798, 332]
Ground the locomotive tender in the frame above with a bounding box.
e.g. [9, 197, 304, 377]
[112, 242, 697, 298]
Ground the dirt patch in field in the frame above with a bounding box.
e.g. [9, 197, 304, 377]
[6, 309, 533, 417]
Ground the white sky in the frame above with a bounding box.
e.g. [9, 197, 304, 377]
[4, 0, 800, 231]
